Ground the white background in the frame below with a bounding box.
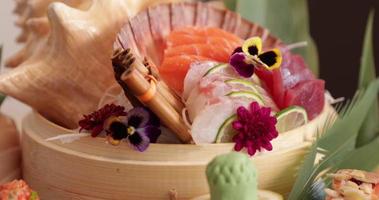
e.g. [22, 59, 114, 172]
[0, 1, 32, 130]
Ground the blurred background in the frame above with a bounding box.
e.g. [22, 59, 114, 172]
[0, 0, 378, 126]
[309, 0, 379, 98]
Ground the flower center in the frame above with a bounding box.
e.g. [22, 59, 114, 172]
[127, 126, 136, 136]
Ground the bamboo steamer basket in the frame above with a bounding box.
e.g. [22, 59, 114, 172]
[21, 2, 335, 199]
[0, 113, 21, 184]
[22, 104, 333, 199]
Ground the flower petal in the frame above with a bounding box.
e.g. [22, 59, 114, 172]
[230, 53, 255, 78]
[128, 131, 150, 152]
[138, 126, 161, 143]
[127, 107, 160, 128]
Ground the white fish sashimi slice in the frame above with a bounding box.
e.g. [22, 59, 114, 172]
[183, 61, 218, 100]
[186, 78, 231, 121]
[191, 100, 237, 144]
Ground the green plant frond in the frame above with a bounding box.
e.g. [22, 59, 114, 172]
[289, 79, 379, 200]
[337, 136, 379, 170]
[223, 0, 237, 11]
[359, 10, 376, 88]
[356, 9, 379, 147]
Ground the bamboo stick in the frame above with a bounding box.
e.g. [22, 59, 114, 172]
[121, 66, 193, 143]
[111, 49, 142, 107]
[143, 58, 185, 114]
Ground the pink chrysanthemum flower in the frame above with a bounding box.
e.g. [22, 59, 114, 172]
[232, 102, 278, 156]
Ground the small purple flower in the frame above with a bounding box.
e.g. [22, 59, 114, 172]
[124, 107, 161, 151]
[229, 52, 255, 78]
[232, 102, 278, 156]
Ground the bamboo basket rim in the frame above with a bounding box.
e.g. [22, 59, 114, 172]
[22, 103, 333, 166]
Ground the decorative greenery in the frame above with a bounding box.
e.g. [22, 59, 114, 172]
[288, 10, 378, 200]
[223, 0, 319, 75]
[356, 10, 379, 147]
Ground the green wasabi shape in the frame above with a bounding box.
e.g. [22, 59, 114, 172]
[206, 152, 258, 200]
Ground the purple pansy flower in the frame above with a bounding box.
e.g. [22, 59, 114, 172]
[79, 104, 161, 152]
[229, 52, 255, 78]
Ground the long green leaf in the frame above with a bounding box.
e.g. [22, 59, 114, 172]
[235, 0, 319, 75]
[356, 10, 379, 147]
[288, 79, 379, 200]
[337, 136, 379, 170]
[223, 0, 237, 11]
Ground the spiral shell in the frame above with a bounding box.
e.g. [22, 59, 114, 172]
[1, 0, 185, 128]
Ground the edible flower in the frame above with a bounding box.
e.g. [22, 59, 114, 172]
[105, 107, 161, 152]
[78, 104, 161, 152]
[232, 102, 278, 156]
[229, 37, 282, 78]
[78, 104, 127, 137]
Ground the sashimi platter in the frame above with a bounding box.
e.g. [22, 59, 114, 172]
[0, 0, 338, 199]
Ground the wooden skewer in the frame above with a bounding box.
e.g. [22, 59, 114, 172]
[142, 57, 185, 114]
[121, 66, 193, 143]
[113, 48, 185, 113]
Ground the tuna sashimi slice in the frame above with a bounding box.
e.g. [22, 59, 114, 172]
[281, 54, 315, 90]
[283, 79, 325, 120]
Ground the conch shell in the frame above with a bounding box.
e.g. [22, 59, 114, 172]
[7, 0, 185, 67]
[0, 114, 20, 184]
[115, 1, 281, 67]
[0, 0, 185, 128]
[6, 0, 90, 67]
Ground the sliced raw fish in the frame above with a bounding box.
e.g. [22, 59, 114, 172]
[255, 47, 325, 118]
[159, 27, 242, 93]
[283, 79, 325, 119]
[183, 61, 218, 100]
[191, 99, 237, 144]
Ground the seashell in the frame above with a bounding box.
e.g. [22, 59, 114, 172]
[115, 1, 282, 68]
[7, 0, 186, 68]
[1, 0, 185, 128]
[0, 114, 21, 184]
[6, 0, 90, 67]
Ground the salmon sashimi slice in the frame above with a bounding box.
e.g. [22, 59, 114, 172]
[169, 27, 242, 44]
[167, 34, 241, 48]
[159, 27, 243, 93]
[160, 55, 210, 92]
[164, 44, 232, 62]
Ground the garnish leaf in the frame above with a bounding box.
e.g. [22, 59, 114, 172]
[288, 78, 379, 200]
[337, 136, 379, 170]
[223, 0, 237, 11]
[233, 0, 319, 75]
[356, 10, 378, 147]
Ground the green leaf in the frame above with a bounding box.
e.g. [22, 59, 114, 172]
[337, 136, 379, 170]
[223, 0, 237, 11]
[356, 10, 379, 147]
[235, 0, 319, 75]
[288, 79, 379, 200]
